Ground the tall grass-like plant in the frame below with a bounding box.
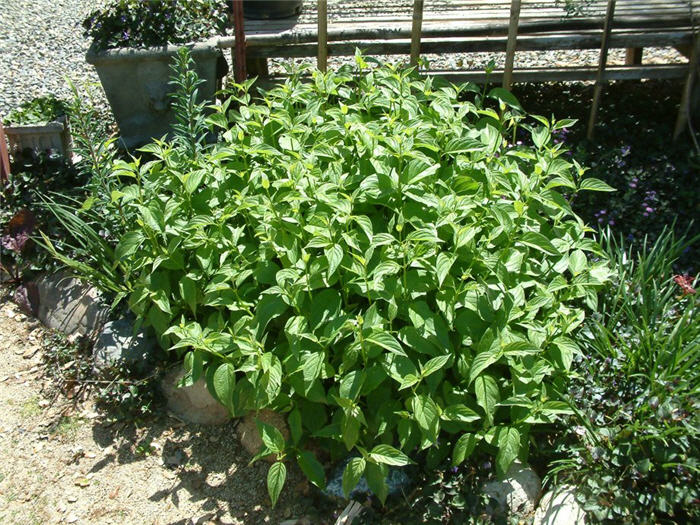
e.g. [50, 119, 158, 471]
[168, 47, 209, 158]
[548, 227, 699, 523]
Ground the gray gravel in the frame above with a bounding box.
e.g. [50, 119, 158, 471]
[0, 0, 109, 119]
[0, 0, 687, 121]
[270, 46, 686, 76]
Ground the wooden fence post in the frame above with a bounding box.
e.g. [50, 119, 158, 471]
[503, 0, 522, 89]
[587, 0, 616, 140]
[318, 0, 328, 72]
[410, 0, 425, 67]
[232, 0, 247, 82]
[674, 32, 700, 139]
[0, 120, 10, 186]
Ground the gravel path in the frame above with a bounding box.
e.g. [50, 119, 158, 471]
[0, 0, 687, 120]
[0, 298, 323, 525]
[0, 0, 110, 118]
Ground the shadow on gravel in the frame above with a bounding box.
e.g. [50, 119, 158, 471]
[89, 413, 334, 524]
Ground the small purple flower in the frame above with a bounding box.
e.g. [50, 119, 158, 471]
[608, 219, 615, 226]
[621, 145, 631, 156]
[450, 466, 459, 474]
[645, 206, 654, 213]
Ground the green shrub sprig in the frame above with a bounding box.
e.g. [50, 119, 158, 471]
[5, 95, 68, 126]
[83, 0, 229, 51]
[53, 51, 613, 506]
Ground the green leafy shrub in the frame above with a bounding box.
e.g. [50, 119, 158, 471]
[83, 0, 229, 51]
[4, 95, 68, 126]
[549, 228, 699, 523]
[50, 51, 613, 505]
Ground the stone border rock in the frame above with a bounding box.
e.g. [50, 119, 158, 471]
[34, 271, 110, 337]
[160, 366, 232, 425]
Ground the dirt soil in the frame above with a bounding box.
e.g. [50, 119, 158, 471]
[0, 297, 332, 525]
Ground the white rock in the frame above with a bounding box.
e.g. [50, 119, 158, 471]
[161, 367, 231, 425]
[533, 486, 586, 525]
[482, 461, 541, 517]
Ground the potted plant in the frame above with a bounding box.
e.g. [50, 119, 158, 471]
[3, 96, 73, 161]
[83, 0, 230, 148]
[243, 0, 303, 19]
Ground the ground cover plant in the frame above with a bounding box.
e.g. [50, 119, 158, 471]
[4, 95, 69, 126]
[83, 0, 229, 51]
[548, 228, 699, 524]
[45, 49, 617, 507]
[0, 160, 83, 287]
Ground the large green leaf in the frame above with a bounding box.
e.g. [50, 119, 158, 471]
[579, 177, 616, 192]
[435, 252, 455, 287]
[519, 232, 560, 256]
[342, 457, 366, 497]
[474, 374, 500, 426]
[256, 420, 286, 454]
[469, 344, 502, 384]
[267, 461, 287, 507]
[366, 331, 406, 356]
[412, 394, 440, 443]
[365, 462, 389, 504]
[297, 450, 326, 489]
[452, 433, 478, 466]
[369, 444, 414, 466]
[496, 426, 521, 476]
[421, 355, 451, 378]
[213, 362, 236, 412]
[325, 243, 344, 277]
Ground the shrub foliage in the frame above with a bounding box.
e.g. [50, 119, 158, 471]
[54, 51, 613, 504]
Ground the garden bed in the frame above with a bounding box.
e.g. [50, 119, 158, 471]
[1, 5, 698, 521]
[0, 298, 332, 524]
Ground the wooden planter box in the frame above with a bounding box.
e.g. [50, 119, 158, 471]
[4, 115, 73, 160]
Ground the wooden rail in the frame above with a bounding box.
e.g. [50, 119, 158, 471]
[222, 0, 699, 138]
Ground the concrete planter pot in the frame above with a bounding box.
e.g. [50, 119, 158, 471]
[4, 115, 73, 160]
[243, 0, 303, 19]
[86, 38, 226, 148]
